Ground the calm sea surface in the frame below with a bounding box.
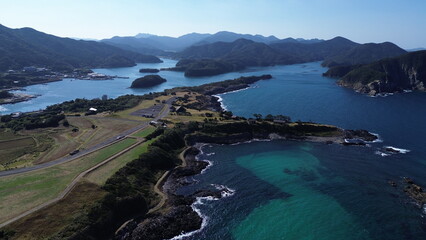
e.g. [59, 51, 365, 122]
[3, 60, 426, 239]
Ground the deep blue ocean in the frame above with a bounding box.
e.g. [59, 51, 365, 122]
[2, 60, 426, 239]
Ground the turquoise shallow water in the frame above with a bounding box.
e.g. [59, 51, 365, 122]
[232, 150, 369, 240]
[178, 140, 425, 240]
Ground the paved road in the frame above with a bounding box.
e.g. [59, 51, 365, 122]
[0, 97, 176, 178]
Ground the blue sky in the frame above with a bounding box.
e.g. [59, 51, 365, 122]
[0, 0, 425, 48]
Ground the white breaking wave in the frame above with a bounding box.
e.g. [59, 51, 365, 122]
[0, 106, 9, 112]
[375, 151, 391, 157]
[384, 146, 410, 154]
[211, 184, 236, 198]
[200, 159, 213, 174]
[168, 184, 235, 240]
[370, 133, 383, 143]
[212, 94, 227, 111]
[230, 138, 272, 146]
[212, 85, 255, 111]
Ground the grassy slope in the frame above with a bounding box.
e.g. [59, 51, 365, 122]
[0, 138, 136, 224]
[132, 126, 156, 138]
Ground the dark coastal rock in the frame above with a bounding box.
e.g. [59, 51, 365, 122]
[388, 180, 397, 187]
[403, 177, 426, 206]
[385, 147, 400, 153]
[139, 68, 160, 73]
[337, 50, 426, 95]
[130, 75, 166, 88]
[130, 205, 202, 240]
[344, 129, 378, 142]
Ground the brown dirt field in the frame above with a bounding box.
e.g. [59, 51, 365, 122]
[0, 137, 35, 150]
[34, 134, 79, 164]
[79, 118, 139, 149]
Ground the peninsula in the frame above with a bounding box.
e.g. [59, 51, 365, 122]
[0, 74, 378, 239]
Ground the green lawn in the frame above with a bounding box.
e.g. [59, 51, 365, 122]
[132, 126, 156, 138]
[0, 138, 137, 224]
[85, 138, 156, 185]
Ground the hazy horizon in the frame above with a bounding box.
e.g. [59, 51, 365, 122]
[1, 0, 425, 49]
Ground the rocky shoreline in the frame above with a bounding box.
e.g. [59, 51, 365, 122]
[116, 127, 378, 240]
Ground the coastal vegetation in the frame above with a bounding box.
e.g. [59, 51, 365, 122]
[130, 75, 167, 88]
[0, 91, 12, 99]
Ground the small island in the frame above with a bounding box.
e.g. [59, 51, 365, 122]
[139, 68, 160, 73]
[130, 75, 166, 88]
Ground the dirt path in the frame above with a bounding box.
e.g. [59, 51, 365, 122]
[148, 146, 190, 214]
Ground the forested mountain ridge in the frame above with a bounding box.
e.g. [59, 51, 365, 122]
[0, 24, 161, 71]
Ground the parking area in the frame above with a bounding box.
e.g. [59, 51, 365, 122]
[130, 104, 164, 118]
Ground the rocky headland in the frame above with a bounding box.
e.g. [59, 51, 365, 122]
[325, 50, 426, 96]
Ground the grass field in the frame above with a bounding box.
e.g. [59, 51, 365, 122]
[0, 130, 53, 170]
[0, 138, 137, 224]
[132, 126, 155, 138]
[6, 181, 107, 240]
[85, 138, 155, 185]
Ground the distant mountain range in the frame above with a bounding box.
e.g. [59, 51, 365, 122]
[0, 24, 415, 94]
[326, 50, 426, 95]
[0, 24, 161, 71]
[406, 47, 426, 52]
[101, 31, 323, 54]
[167, 36, 406, 77]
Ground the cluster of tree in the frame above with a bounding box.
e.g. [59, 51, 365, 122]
[46, 93, 163, 113]
[139, 68, 160, 73]
[0, 71, 58, 89]
[252, 113, 291, 122]
[1, 111, 65, 131]
[195, 120, 338, 141]
[167, 75, 272, 96]
[0, 90, 12, 99]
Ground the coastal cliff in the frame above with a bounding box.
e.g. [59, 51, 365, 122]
[331, 51, 426, 95]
